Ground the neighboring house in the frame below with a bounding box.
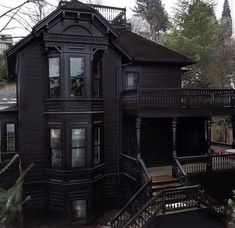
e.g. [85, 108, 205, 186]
[2, 0, 235, 227]
[0, 34, 13, 57]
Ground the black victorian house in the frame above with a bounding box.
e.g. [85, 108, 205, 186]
[2, 0, 235, 227]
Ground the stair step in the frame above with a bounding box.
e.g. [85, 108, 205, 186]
[152, 182, 182, 192]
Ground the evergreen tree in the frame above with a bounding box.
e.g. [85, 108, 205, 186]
[162, 0, 219, 88]
[222, 0, 232, 18]
[220, 0, 233, 41]
[133, 0, 169, 42]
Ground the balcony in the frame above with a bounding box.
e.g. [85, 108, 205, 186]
[88, 4, 126, 25]
[122, 88, 235, 116]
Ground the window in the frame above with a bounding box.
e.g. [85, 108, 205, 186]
[70, 57, 85, 96]
[125, 72, 138, 90]
[50, 129, 62, 168]
[6, 124, 15, 152]
[49, 57, 60, 97]
[93, 126, 101, 165]
[72, 200, 86, 219]
[93, 61, 101, 97]
[71, 129, 85, 167]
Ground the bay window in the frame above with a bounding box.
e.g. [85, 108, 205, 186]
[70, 57, 85, 97]
[93, 125, 101, 165]
[71, 128, 86, 167]
[50, 129, 62, 168]
[49, 57, 60, 97]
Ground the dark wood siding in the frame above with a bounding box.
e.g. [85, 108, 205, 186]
[123, 64, 181, 89]
[102, 47, 121, 198]
[18, 40, 47, 209]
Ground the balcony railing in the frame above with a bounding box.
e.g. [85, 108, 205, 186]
[122, 88, 235, 109]
[88, 4, 126, 25]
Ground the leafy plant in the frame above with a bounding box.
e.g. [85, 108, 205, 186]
[0, 154, 33, 227]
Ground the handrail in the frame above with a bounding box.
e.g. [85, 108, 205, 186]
[173, 158, 189, 185]
[124, 185, 201, 228]
[110, 154, 152, 228]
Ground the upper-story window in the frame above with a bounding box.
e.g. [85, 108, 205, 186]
[70, 57, 85, 97]
[49, 57, 60, 97]
[125, 72, 138, 90]
[6, 123, 15, 152]
[93, 60, 101, 98]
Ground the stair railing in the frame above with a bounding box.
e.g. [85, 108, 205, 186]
[110, 154, 152, 228]
[173, 158, 189, 185]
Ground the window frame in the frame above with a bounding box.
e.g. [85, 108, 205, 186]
[125, 71, 139, 90]
[6, 123, 16, 152]
[49, 128, 62, 169]
[93, 122, 102, 166]
[69, 56, 86, 97]
[48, 55, 61, 97]
[72, 199, 87, 220]
[71, 128, 86, 168]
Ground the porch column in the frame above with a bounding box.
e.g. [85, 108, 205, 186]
[172, 117, 177, 159]
[136, 117, 142, 156]
[206, 118, 212, 152]
[232, 116, 235, 149]
[206, 118, 212, 171]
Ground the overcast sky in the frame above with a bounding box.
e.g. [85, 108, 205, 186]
[0, 0, 234, 37]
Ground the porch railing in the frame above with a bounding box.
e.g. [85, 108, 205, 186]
[173, 153, 235, 175]
[122, 88, 235, 108]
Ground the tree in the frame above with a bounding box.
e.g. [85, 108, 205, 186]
[219, 0, 233, 42]
[0, 60, 7, 87]
[133, 0, 169, 42]
[162, 0, 224, 88]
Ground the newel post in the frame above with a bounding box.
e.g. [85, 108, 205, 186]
[172, 117, 178, 175]
[232, 116, 235, 149]
[136, 117, 142, 184]
[206, 118, 212, 172]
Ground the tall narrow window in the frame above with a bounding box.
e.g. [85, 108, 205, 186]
[125, 72, 138, 90]
[93, 126, 101, 165]
[70, 57, 85, 97]
[50, 129, 61, 168]
[6, 123, 15, 151]
[72, 199, 86, 219]
[71, 129, 85, 167]
[93, 61, 101, 97]
[49, 57, 60, 97]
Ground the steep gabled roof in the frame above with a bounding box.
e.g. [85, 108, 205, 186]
[116, 28, 195, 65]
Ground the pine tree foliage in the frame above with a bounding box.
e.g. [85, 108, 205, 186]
[0, 154, 33, 227]
[222, 0, 232, 18]
[161, 0, 235, 88]
[220, 0, 233, 40]
[133, 0, 169, 42]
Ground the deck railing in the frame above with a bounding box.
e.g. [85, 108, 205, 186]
[174, 153, 235, 175]
[122, 88, 235, 108]
[88, 4, 126, 24]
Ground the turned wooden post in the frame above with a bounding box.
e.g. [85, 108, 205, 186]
[232, 116, 235, 149]
[206, 118, 212, 171]
[136, 117, 141, 157]
[172, 117, 177, 175]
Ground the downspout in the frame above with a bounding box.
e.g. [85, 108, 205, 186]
[116, 61, 133, 188]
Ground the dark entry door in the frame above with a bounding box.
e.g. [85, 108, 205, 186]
[141, 118, 172, 167]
